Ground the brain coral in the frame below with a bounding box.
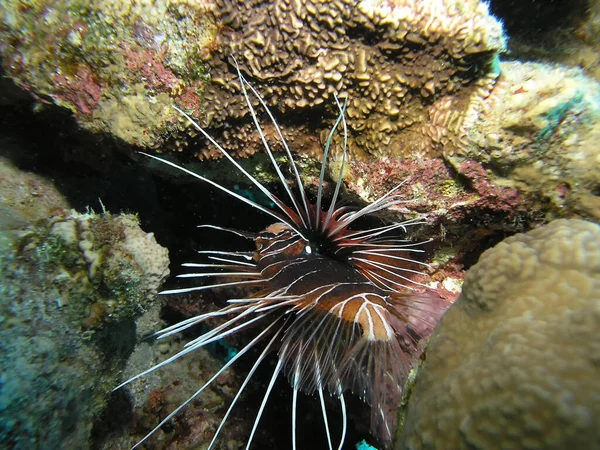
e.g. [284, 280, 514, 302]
[396, 219, 600, 450]
[199, 0, 506, 160]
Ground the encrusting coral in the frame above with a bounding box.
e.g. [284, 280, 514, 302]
[396, 219, 600, 450]
[48, 211, 170, 324]
[0, 0, 217, 147]
[452, 60, 600, 221]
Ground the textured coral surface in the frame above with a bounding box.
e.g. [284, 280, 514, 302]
[456, 60, 600, 221]
[199, 0, 504, 159]
[396, 219, 600, 450]
[0, 0, 505, 157]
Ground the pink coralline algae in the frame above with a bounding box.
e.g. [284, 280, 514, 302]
[124, 46, 184, 96]
[347, 157, 524, 225]
[456, 160, 521, 214]
[53, 66, 104, 116]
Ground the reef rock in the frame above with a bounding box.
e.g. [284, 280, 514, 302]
[0, 169, 169, 448]
[453, 60, 600, 221]
[0, 0, 217, 148]
[396, 219, 600, 450]
[343, 59, 600, 253]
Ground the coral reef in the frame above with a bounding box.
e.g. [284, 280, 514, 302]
[340, 59, 600, 258]
[395, 219, 600, 450]
[0, 0, 217, 147]
[0, 0, 505, 158]
[455, 60, 600, 221]
[0, 163, 170, 448]
[1, 1, 599, 448]
[199, 0, 505, 159]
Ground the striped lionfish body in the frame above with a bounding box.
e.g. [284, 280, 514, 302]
[118, 60, 449, 450]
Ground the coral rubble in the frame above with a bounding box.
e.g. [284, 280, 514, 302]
[396, 219, 600, 450]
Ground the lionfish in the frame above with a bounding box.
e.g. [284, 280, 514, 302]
[117, 60, 449, 449]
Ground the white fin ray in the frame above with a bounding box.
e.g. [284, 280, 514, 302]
[245, 354, 285, 450]
[176, 272, 262, 278]
[183, 311, 270, 351]
[323, 95, 349, 232]
[327, 183, 409, 237]
[114, 307, 266, 391]
[196, 250, 254, 259]
[182, 261, 256, 268]
[130, 316, 284, 449]
[159, 278, 266, 295]
[316, 95, 348, 229]
[141, 151, 305, 238]
[197, 224, 257, 239]
[232, 58, 310, 230]
[207, 325, 284, 450]
[338, 392, 347, 450]
[352, 250, 431, 267]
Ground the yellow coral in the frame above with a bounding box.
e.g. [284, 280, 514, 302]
[199, 0, 505, 159]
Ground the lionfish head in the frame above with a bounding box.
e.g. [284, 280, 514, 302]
[116, 58, 451, 450]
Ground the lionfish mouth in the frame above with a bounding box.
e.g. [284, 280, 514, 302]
[116, 58, 450, 450]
